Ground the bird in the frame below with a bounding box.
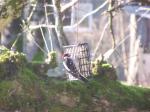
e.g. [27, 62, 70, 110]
[62, 53, 88, 82]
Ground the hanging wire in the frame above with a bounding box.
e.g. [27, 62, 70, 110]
[40, 26, 50, 53]
[44, 3, 53, 51]
[27, 1, 38, 22]
[29, 31, 47, 54]
[93, 21, 109, 59]
[115, 54, 139, 68]
[93, 8, 150, 60]
[113, 9, 150, 52]
[20, 21, 47, 55]
[76, 1, 79, 44]
[29, 0, 108, 30]
[10, 34, 21, 50]
[102, 8, 150, 68]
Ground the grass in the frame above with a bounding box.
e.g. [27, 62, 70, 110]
[0, 49, 149, 111]
[32, 50, 44, 62]
[0, 67, 150, 112]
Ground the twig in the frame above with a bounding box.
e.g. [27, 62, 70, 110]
[61, 0, 79, 12]
[22, 21, 47, 54]
[114, 9, 150, 52]
[27, 1, 38, 22]
[31, 3, 54, 7]
[52, 0, 68, 51]
[29, 31, 47, 54]
[29, 0, 108, 30]
[40, 26, 50, 53]
[115, 54, 139, 68]
[101, 1, 133, 15]
[93, 21, 109, 59]
[108, 0, 115, 49]
[44, 3, 53, 51]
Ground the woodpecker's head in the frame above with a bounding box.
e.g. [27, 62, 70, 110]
[62, 53, 70, 59]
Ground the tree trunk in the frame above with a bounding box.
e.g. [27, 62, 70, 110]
[119, 11, 128, 80]
[128, 14, 139, 85]
[108, 0, 115, 48]
[52, 0, 68, 53]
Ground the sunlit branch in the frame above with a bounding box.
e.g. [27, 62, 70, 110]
[105, 9, 150, 58]
[27, 1, 38, 22]
[93, 21, 109, 59]
[108, 0, 116, 49]
[40, 26, 50, 53]
[29, 0, 108, 30]
[31, 3, 54, 7]
[61, 0, 79, 12]
[44, 4, 53, 51]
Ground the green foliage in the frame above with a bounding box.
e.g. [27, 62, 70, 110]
[0, 68, 150, 111]
[31, 51, 58, 76]
[92, 59, 117, 80]
[48, 51, 58, 68]
[0, 0, 26, 31]
[0, 46, 26, 80]
[32, 51, 58, 68]
[0, 0, 25, 18]
[0, 48, 150, 111]
[32, 50, 44, 62]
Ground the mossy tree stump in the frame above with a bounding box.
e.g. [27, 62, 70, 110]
[0, 46, 58, 79]
[0, 46, 26, 80]
[92, 59, 117, 80]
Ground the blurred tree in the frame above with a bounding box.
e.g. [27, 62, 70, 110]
[0, 0, 26, 31]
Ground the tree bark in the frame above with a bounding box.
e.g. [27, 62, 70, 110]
[128, 14, 139, 85]
[108, 0, 116, 49]
[52, 0, 69, 53]
[119, 12, 128, 80]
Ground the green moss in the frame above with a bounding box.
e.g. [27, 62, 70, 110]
[0, 71, 150, 111]
[50, 105, 70, 112]
[0, 0, 25, 31]
[0, 49, 150, 111]
[47, 51, 57, 68]
[0, 46, 26, 80]
[32, 50, 44, 62]
[32, 51, 57, 74]
[92, 59, 117, 80]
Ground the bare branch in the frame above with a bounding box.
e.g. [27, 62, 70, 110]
[61, 0, 79, 12]
[52, 0, 68, 51]
[40, 26, 50, 53]
[93, 21, 109, 59]
[27, 1, 38, 22]
[44, 4, 53, 51]
[29, 0, 108, 30]
[108, 0, 116, 49]
[31, 3, 54, 7]
[101, 1, 134, 15]
[103, 9, 150, 60]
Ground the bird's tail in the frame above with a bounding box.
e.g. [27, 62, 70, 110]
[78, 74, 89, 83]
[68, 71, 88, 82]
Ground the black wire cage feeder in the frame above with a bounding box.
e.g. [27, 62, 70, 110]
[63, 43, 91, 78]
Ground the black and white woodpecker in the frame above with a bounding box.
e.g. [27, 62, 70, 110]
[62, 53, 88, 82]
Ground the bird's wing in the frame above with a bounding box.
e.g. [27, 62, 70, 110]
[63, 58, 88, 82]
[63, 61, 71, 72]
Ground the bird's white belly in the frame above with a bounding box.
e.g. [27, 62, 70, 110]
[67, 73, 79, 81]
